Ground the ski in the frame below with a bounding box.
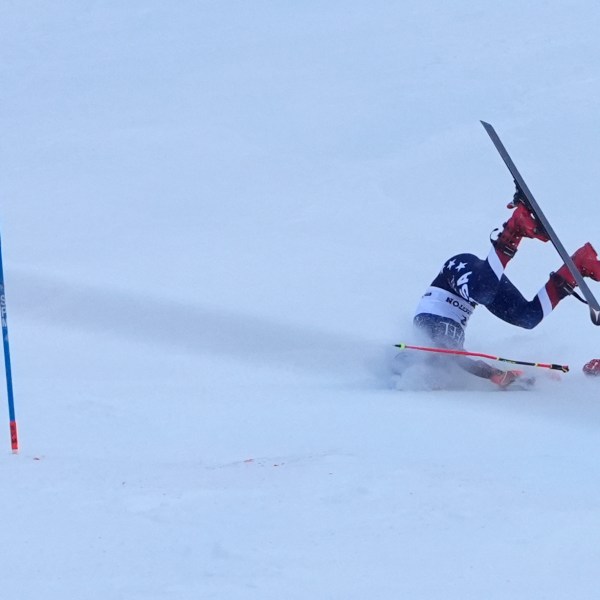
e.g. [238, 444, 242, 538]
[481, 121, 600, 325]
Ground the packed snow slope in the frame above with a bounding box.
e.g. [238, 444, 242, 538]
[3, 2, 600, 598]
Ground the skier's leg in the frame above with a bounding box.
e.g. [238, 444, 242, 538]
[483, 243, 600, 328]
[485, 275, 545, 329]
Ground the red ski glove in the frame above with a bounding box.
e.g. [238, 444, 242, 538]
[490, 369, 524, 388]
[583, 359, 600, 376]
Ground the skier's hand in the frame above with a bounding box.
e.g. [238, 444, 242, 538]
[490, 369, 523, 388]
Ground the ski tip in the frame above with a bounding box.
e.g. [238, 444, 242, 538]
[480, 120, 492, 129]
[591, 307, 600, 325]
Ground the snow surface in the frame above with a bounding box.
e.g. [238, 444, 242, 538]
[3, 2, 600, 598]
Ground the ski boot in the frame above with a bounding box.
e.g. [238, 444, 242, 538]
[549, 242, 600, 296]
[493, 201, 550, 259]
[571, 242, 600, 281]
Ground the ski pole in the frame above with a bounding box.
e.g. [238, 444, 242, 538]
[395, 343, 569, 373]
[0, 234, 18, 452]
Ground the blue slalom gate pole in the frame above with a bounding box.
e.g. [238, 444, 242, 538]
[0, 234, 18, 452]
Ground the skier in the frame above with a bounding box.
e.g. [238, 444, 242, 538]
[411, 192, 600, 388]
